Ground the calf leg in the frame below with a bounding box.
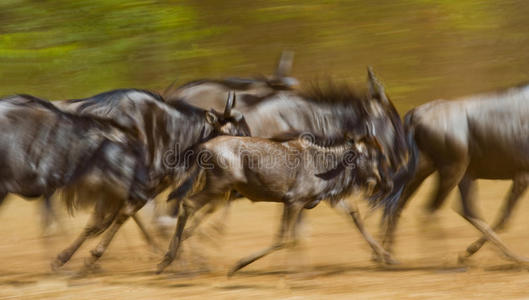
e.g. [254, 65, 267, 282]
[457, 175, 529, 264]
[338, 200, 396, 264]
[459, 175, 529, 260]
[156, 191, 217, 274]
[228, 202, 303, 276]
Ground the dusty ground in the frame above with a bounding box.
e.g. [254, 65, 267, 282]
[1, 178, 529, 299]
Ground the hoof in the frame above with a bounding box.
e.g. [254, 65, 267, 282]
[156, 257, 172, 274]
[457, 253, 470, 265]
[226, 268, 237, 278]
[383, 254, 400, 265]
[50, 259, 65, 272]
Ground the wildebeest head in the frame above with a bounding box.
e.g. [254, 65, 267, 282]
[164, 51, 298, 111]
[348, 126, 393, 203]
[364, 67, 407, 171]
[203, 91, 251, 138]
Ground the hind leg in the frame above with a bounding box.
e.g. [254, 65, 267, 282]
[338, 200, 396, 264]
[459, 175, 529, 261]
[457, 175, 529, 264]
[228, 202, 304, 276]
[84, 199, 147, 269]
[51, 201, 120, 270]
[132, 214, 161, 252]
[381, 157, 435, 255]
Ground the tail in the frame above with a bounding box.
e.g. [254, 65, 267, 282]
[380, 110, 419, 218]
[167, 165, 203, 217]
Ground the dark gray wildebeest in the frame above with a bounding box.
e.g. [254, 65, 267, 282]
[155, 70, 409, 274]
[169, 67, 407, 171]
[381, 82, 529, 265]
[164, 51, 297, 112]
[50, 89, 251, 271]
[0, 94, 152, 261]
[157, 128, 394, 275]
[161, 68, 408, 256]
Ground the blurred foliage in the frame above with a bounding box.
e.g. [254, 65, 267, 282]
[0, 0, 528, 111]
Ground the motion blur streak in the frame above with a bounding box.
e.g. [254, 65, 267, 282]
[1, 1, 529, 299]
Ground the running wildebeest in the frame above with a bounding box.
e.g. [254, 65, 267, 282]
[156, 70, 408, 273]
[162, 68, 408, 249]
[381, 82, 529, 264]
[0, 94, 150, 246]
[157, 128, 394, 275]
[164, 51, 297, 112]
[50, 89, 251, 271]
[169, 67, 407, 171]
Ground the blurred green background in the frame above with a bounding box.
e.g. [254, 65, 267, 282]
[0, 0, 528, 112]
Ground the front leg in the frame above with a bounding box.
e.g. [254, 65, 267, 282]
[83, 200, 146, 271]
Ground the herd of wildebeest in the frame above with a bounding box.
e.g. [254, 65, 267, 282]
[1, 51, 529, 276]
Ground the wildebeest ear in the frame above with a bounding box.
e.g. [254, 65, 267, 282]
[231, 110, 244, 122]
[275, 50, 294, 78]
[367, 66, 389, 105]
[205, 110, 219, 126]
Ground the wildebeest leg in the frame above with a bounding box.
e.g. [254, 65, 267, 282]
[182, 202, 220, 240]
[84, 200, 146, 269]
[381, 157, 435, 254]
[156, 192, 215, 274]
[51, 203, 120, 270]
[41, 194, 67, 236]
[228, 202, 303, 276]
[460, 175, 529, 260]
[427, 161, 469, 212]
[338, 200, 396, 265]
[457, 175, 529, 264]
[132, 214, 161, 252]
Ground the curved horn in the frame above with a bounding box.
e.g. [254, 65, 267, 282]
[224, 91, 235, 118]
[275, 51, 294, 78]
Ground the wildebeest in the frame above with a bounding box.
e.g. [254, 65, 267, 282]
[157, 128, 394, 275]
[161, 68, 408, 253]
[163, 51, 297, 112]
[0, 94, 150, 246]
[381, 82, 529, 264]
[169, 68, 407, 171]
[50, 89, 251, 270]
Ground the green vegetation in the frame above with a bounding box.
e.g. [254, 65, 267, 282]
[0, 0, 527, 111]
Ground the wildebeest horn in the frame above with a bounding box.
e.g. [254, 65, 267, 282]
[224, 91, 236, 118]
[367, 66, 389, 105]
[275, 51, 294, 78]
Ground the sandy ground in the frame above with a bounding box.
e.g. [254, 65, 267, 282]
[1, 177, 529, 299]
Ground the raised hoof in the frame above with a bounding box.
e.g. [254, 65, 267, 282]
[226, 267, 237, 278]
[50, 258, 65, 272]
[457, 253, 471, 265]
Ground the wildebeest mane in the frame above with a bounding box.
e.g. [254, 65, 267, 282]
[299, 80, 369, 106]
[6, 94, 141, 140]
[175, 76, 269, 91]
[67, 88, 164, 110]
